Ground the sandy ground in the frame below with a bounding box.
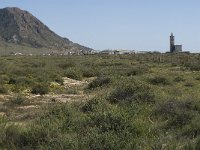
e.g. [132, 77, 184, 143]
[0, 77, 94, 121]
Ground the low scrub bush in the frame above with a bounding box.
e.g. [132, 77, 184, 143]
[36, 73, 50, 83]
[65, 87, 78, 94]
[0, 116, 7, 144]
[127, 68, 143, 76]
[0, 84, 8, 94]
[9, 67, 26, 76]
[182, 116, 200, 139]
[30, 61, 46, 68]
[195, 138, 200, 150]
[2, 124, 54, 149]
[65, 68, 82, 80]
[195, 76, 200, 81]
[54, 75, 64, 85]
[0, 75, 9, 84]
[154, 99, 198, 129]
[185, 63, 200, 71]
[31, 83, 49, 95]
[168, 112, 193, 129]
[81, 98, 109, 113]
[8, 77, 17, 84]
[127, 65, 149, 76]
[174, 76, 185, 82]
[5, 94, 29, 106]
[82, 68, 99, 78]
[58, 62, 76, 69]
[1, 104, 78, 149]
[38, 104, 75, 131]
[82, 98, 100, 113]
[149, 76, 171, 85]
[89, 112, 137, 133]
[79, 112, 140, 149]
[0, 105, 8, 112]
[184, 138, 200, 150]
[108, 79, 154, 104]
[88, 76, 111, 89]
[8, 76, 33, 87]
[184, 82, 195, 87]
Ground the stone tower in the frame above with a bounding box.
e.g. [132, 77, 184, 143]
[169, 33, 182, 53]
[170, 33, 175, 52]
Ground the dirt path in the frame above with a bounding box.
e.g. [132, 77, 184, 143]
[30, 77, 93, 103]
[0, 77, 94, 122]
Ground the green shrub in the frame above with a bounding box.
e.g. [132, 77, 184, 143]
[2, 124, 52, 149]
[108, 79, 154, 104]
[9, 77, 33, 87]
[65, 87, 78, 94]
[0, 75, 9, 84]
[90, 112, 136, 133]
[54, 76, 64, 85]
[183, 137, 200, 150]
[81, 97, 111, 114]
[168, 112, 193, 128]
[182, 116, 200, 139]
[184, 82, 195, 87]
[185, 63, 200, 71]
[82, 68, 99, 78]
[174, 76, 185, 82]
[5, 94, 29, 106]
[1, 125, 22, 149]
[8, 77, 17, 84]
[127, 65, 149, 76]
[149, 76, 171, 85]
[9, 67, 26, 76]
[0, 104, 78, 149]
[65, 68, 82, 80]
[0, 84, 8, 94]
[36, 73, 50, 83]
[79, 129, 137, 150]
[88, 76, 111, 89]
[0, 105, 8, 112]
[195, 138, 200, 150]
[82, 98, 101, 113]
[195, 76, 200, 81]
[30, 61, 46, 68]
[2, 127, 76, 149]
[127, 68, 143, 76]
[154, 100, 195, 128]
[58, 62, 76, 69]
[0, 116, 7, 144]
[79, 112, 140, 149]
[31, 84, 49, 95]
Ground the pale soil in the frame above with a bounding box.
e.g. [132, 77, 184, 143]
[63, 77, 87, 87]
[0, 77, 95, 122]
[0, 112, 6, 116]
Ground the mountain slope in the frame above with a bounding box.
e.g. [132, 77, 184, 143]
[0, 7, 93, 54]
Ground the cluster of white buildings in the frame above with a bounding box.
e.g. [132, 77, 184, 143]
[98, 49, 155, 55]
[10, 49, 158, 56]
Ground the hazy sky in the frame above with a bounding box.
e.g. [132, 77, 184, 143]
[1, 0, 200, 52]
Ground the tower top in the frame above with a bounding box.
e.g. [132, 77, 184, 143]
[171, 33, 174, 36]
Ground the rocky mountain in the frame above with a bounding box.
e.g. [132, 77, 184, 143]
[0, 7, 93, 54]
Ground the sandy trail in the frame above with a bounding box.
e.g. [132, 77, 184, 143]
[0, 77, 94, 121]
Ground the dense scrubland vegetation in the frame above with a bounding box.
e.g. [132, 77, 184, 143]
[0, 53, 200, 149]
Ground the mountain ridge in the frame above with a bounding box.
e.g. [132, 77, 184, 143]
[0, 7, 93, 55]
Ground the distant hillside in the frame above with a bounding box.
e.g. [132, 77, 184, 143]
[0, 7, 93, 55]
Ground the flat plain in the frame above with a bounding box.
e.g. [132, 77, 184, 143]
[0, 53, 200, 149]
